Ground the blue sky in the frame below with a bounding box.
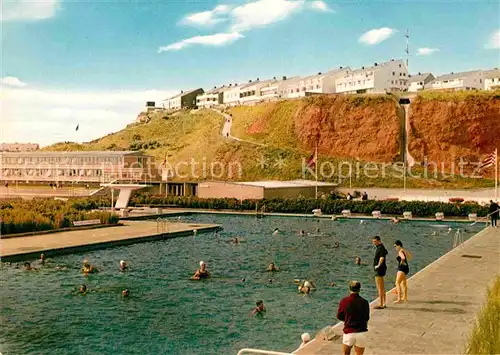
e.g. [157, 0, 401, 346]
[1, 0, 499, 145]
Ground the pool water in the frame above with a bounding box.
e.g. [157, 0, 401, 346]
[0, 215, 483, 355]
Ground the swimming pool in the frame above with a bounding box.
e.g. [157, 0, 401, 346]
[0, 215, 483, 355]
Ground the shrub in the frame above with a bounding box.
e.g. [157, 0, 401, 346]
[129, 194, 489, 217]
[0, 198, 118, 235]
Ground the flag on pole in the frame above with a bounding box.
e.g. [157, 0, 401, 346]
[75, 124, 79, 131]
[480, 151, 497, 169]
[306, 152, 317, 168]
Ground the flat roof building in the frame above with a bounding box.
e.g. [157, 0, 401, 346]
[197, 179, 337, 200]
[0, 151, 160, 184]
[0, 143, 40, 152]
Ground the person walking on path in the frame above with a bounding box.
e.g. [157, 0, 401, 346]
[337, 281, 370, 355]
[393, 240, 411, 303]
[489, 200, 499, 227]
[372, 236, 388, 309]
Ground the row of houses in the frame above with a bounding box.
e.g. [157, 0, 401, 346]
[158, 60, 499, 112]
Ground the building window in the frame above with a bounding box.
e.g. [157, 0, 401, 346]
[392, 72, 395, 76]
[391, 80, 394, 84]
[399, 64, 402, 67]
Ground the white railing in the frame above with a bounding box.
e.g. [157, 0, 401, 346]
[237, 349, 292, 355]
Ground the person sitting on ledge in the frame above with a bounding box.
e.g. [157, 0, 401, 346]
[191, 261, 211, 280]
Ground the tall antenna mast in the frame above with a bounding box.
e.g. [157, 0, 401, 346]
[405, 29, 410, 69]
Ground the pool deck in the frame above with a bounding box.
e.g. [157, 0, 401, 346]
[0, 221, 221, 262]
[295, 226, 500, 355]
[123, 208, 484, 224]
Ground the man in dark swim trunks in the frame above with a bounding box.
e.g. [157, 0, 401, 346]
[372, 236, 388, 309]
[192, 261, 211, 280]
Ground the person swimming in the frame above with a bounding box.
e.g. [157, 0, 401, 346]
[81, 260, 97, 274]
[273, 228, 279, 236]
[355, 256, 362, 265]
[298, 230, 305, 236]
[252, 300, 266, 315]
[120, 260, 128, 271]
[122, 289, 130, 297]
[79, 284, 88, 295]
[267, 262, 279, 272]
[191, 261, 211, 280]
[23, 262, 37, 271]
[333, 241, 340, 248]
[298, 280, 315, 294]
[40, 253, 46, 264]
[230, 237, 241, 244]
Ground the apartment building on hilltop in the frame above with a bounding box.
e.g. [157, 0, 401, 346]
[336, 59, 409, 94]
[408, 72, 435, 92]
[164, 88, 204, 111]
[426, 70, 483, 91]
[196, 86, 228, 108]
[284, 68, 350, 98]
[482, 68, 500, 91]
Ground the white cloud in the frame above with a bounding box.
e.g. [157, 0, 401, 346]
[1, 0, 60, 22]
[230, 0, 304, 32]
[359, 27, 395, 45]
[1, 86, 177, 146]
[158, 32, 244, 52]
[1, 76, 28, 87]
[181, 5, 231, 26]
[417, 47, 439, 56]
[485, 29, 500, 49]
[310, 1, 332, 12]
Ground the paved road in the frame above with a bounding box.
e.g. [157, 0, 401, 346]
[1, 220, 220, 260]
[295, 226, 500, 354]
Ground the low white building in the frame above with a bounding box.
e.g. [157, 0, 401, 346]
[196, 86, 226, 108]
[482, 68, 500, 91]
[164, 88, 204, 111]
[426, 70, 483, 91]
[239, 78, 278, 104]
[223, 83, 245, 106]
[408, 72, 435, 92]
[282, 68, 350, 99]
[260, 76, 300, 101]
[335, 59, 409, 94]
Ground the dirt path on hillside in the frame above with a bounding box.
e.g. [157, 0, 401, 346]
[211, 109, 267, 147]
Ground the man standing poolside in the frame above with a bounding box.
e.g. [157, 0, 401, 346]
[372, 236, 388, 309]
[489, 200, 499, 227]
[337, 281, 370, 355]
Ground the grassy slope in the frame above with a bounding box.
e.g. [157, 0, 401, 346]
[43, 93, 497, 188]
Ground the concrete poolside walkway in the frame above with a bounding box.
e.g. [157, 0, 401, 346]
[296, 226, 500, 355]
[0, 221, 220, 261]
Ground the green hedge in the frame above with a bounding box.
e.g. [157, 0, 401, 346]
[0, 198, 118, 235]
[130, 193, 489, 217]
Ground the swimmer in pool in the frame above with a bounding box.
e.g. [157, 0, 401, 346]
[23, 262, 37, 271]
[355, 256, 362, 265]
[273, 228, 279, 236]
[122, 289, 130, 297]
[191, 261, 211, 280]
[391, 216, 400, 224]
[267, 262, 279, 272]
[79, 285, 88, 295]
[333, 241, 340, 248]
[230, 237, 241, 244]
[252, 300, 266, 315]
[315, 227, 320, 233]
[119, 260, 128, 271]
[40, 253, 46, 264]
[81, 260, 97, 274]
[298, 230, 305, 236]
[298, 280, 315, 294]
